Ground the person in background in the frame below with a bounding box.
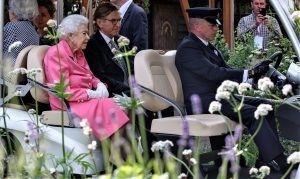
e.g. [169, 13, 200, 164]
[3, 0, 39, 64]
[4, 0, 10, 25]
[175, 7, 290, 174]
[34, 0, 56, 44]
[110, 0, 148, 51]
[84, 2, 130, 97]
[236, 0, 282, 49]
[44, 14, 129, 141]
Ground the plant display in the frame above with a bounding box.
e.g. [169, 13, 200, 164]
[1, 8, 300, 178]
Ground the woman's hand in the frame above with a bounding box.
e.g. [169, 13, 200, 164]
[86, 83, 109, 99]
[96, 83, 109, 98]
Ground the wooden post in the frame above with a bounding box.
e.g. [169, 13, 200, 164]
[223, 0, 234, 49]
[209, 0, 216, 7]
[179, 0, 190, 32]
[179, 0, 234, 49]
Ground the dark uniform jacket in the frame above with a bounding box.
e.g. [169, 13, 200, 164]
[175, 32, 244, 113]
[175, 32, 284, 163]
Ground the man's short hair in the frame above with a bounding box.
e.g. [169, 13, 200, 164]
[93, 2, 118, 21]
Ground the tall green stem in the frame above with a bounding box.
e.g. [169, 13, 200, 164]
[33, 77, 40, 152]
[166, 151, 195, 178]
[245, 119, 264, 147]
[217, 159, 228, 179]
[280, 163, 295, 179]
[55, 43, 67, 174]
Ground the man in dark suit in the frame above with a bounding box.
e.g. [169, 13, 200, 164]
[111, 0, 148, 51]
[175, 7, 289, 173]
[85, 4, 157, 156]
[84, 3, 130, 97]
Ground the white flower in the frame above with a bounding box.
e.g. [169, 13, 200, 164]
[83, 126, 92, 136]
[282, 84, 292, 96]
[238, 83, 252, 95]
[291, 11, 300, 21]
[79, 119, 88, 128]
[189, 158, 197, 165]
[217, 80, 239, 93]
[215, 91, 231, 101]
[258, 77, 274, 91]
[131, 46, 138, 53]
[208, 101, 222, 113]
[111, 48, 119, 55]
[182, 149, 192, 156]
[43, 27, 48, 32]
[249, 167, 258, 175]
[46, 19, 57, 27]
[20, 68, 28, 74]
[254, 104, 273, 119]
[87, 140, 97, 150]
[10, 68, 28, 75]
[14, 90, 22, 96]
[28, 109, 36, 114]
[151, 140, 174, 152]
[259, 165, 270, 176]
[8, 41, 22, 52]
[49, 167, 56, 174]
[287, 151, 300, 164]
[178, 173, 187, 179]
[117, 36, 130, 48]
[27, 68, 42, 77]
[7, 68, 27, 81]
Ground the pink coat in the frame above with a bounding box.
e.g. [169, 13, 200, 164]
[44, 40, 129, 140]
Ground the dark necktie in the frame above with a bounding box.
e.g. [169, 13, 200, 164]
[109, 40, 128, 83]
[207, 43, 218, 56]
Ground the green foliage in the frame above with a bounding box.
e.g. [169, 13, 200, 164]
[52, 75, 72, 100]
[43, 20, 59, 45]
[135, 0, 150, 13]
[267, 37, 295, 74]
[113, 164, 144, 178]
[227, 33, 255, 69]
[216, 29, 295, 73]
[54, 150, 93, 177]
[294, 19, 300, 36]
[214, 30, 230, 62]
[241, 134, 259, 167]
[113, 93, 143, 111]
[280, 137, 300, 156]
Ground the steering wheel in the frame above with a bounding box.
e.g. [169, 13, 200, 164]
[266, 51, 286, 88]
[268, 51, 283, 69]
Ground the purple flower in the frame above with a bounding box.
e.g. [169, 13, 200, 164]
[109, 108, 117, 122]
[224, 124, 243, 149]
[26, 121, 38, 140]
[177, 116, 190, 147]
[129, 75, 142, 99]
[190, 94, 202, 114]
[219, 124, 243, 173]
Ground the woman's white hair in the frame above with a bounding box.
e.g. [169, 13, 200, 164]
[9, 0, 39, 20]
[58, 14, 89, 39]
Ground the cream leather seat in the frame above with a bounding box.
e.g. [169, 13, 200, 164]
[134, 50, 237, 137]
[14, 45, 37, 84]
[26, 45, 73, 127]
[4, 45, 37, 110]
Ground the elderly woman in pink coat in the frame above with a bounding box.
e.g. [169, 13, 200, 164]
[43, 14, 129, 141]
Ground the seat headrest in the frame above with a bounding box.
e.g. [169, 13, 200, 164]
[27, 45, 50, 104]
[13, 45, 36, 84]
[134, 49, 183, 112]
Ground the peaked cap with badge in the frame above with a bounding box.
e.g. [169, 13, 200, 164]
[186, 7, 221, 25]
